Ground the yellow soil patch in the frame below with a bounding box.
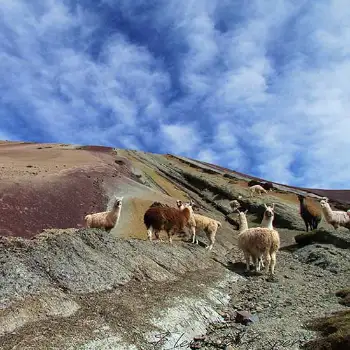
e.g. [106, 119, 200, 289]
[272, 191, 298, 204]
[119, 150, 188, 201]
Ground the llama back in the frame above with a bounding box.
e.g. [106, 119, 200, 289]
[238, 228, 280, 255]
[144, 206, 189, 231]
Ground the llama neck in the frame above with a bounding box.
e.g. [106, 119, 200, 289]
[109, 207, 122, 225]
[182, 208, 191, 221]
[298, 199, 304, 213]
[239, 215, 249, 233]
[321, 204, 333, 222]
[261, 215, 273, 229]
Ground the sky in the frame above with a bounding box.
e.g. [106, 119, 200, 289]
[0, 0, 350, 189]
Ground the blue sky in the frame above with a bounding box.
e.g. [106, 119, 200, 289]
[0, 1, 349, 189]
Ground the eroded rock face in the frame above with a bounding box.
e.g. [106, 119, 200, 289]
[294, 244, 350, 274]
[0, 229, 219, 339]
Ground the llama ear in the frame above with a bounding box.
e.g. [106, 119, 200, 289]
[264, 203, 268, 209]
[244, 209, 248, 214]
[272, 203, 275, 209]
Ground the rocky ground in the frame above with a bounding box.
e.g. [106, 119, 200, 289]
[0, 141, 349, 350]
[193, 241, 350, 350]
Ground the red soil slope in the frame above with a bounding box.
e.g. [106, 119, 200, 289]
[0, 142, 135, 238]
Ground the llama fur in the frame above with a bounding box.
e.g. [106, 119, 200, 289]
[84, 196, 123, 232]
[249, 184, 268, 197]
[320, 198, 350, 230]
[149, 201, 171, 208]
[176, 200, 221, 250]
[248, 180, 262, 187]
[144, 202, 194, 244]
[297, 195, 322, 232]
[237, 209, 280, 276]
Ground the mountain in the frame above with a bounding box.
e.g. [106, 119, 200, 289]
[0, 140, 349, 350]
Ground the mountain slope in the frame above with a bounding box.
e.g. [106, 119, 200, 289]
[0, 140, 349, 350]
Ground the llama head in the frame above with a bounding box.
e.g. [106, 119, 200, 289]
[181, 201, 194, 216]
[176, 200, 183, 209]
[229, 200, 240, 211]
[297, 194, 305, 202]
[320, 199, 329, 208]
[264, 203, 275, 218]
[113, 196, 123, 209]
[237, 208, 248, 217]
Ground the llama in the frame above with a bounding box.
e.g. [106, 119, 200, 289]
[320, 198, 350, 230]
[262, 182, 274, 191]
[143, 202, 195, 243]
[297, 195, 322, 232]
[176, 200, 222, 250]
[261, 203, 275, 230]
[248, 180, 262, 187]
[249, 184, 268, 197]
[237, 209, 280, 276]
[84, 197, 123, 232]
[229, 196, 244, 212]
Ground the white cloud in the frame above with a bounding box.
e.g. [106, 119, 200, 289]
[0, 0, 350, 188]
[160, 123, 201, 155]
[197, 149, 218, 164]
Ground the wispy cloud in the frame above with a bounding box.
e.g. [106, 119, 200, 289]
[0, 0, 349, 188]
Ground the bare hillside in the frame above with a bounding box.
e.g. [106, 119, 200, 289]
[0, 141, 349, 350]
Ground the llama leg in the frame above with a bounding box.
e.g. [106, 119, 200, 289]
[191, 226, 197, 244]
[259, 257, 265, 269]
[206, 230, 215, 250]
[147, 226, 153, 241]
[167, 228, 176, 244]
[243, 252, 251, 272]
[270, 252, 277, 276]
[154, 230, 163, 242]
[264, 253, 271, 275]
[253, 256, 260, 272]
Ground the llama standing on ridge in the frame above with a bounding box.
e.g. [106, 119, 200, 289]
[320, 198, 350, 230]
[249, 185, 268, 197]
[297, 195, 322, 232]
[176, 200, 222, 250]
[85, 197, 123, 232]
[143, 202, 195, 243]
[236, 209, 280, 276]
